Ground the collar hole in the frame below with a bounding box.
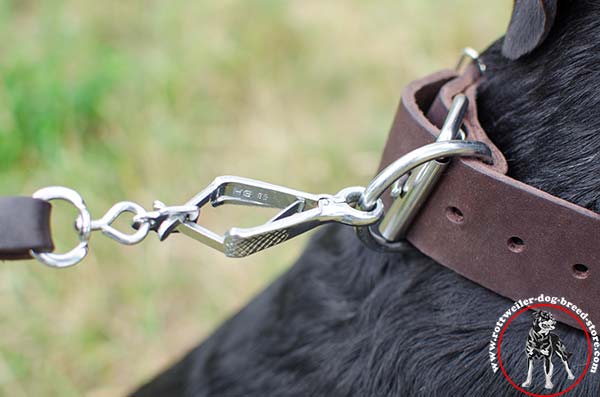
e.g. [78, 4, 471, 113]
[572, 264, 590, 279]
[507, 236, 525, 253]
[445, 206, 464, 224]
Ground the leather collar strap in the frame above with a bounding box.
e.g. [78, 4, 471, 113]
[380, 64, 600, 329]
[0, 197, 53, 260]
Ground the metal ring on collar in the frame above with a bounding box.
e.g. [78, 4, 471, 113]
[358, 140, 493, 211]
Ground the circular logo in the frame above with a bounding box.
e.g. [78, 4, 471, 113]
[497, 303, 592, 396]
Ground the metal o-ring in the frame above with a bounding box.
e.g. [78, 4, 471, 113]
[30, 186, 92, 268]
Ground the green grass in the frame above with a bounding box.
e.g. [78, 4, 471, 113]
[0, 1, 510, 395]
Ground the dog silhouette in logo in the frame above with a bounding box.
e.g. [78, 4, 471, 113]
[521, 311, 575, 389]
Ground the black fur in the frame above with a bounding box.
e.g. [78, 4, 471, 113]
[132, 1, 600, 395]
[479, 0, 600, 211]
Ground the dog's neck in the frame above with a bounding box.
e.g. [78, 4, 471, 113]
[477, 0, 600, 212]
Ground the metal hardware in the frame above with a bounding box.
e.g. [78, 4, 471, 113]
[87, 201, 151, 245]
[30, 187, 91, 268]
[158, 176, 384, 257]
[28, 142, 491, 267]
[27, 136, 491, 267]
[354, 222, 413, 253]
[355, 104, 492, 250]
[378, 94, 469, 241]
[358, 140, 492, 211]
[456, 47, 486, 74]
[30, 189, 203, 267]
[29, 177, 384, 267]
[132, 201, 199, 231]
[26, 47, 494, 267]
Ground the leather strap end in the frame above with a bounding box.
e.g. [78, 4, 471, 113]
[0, 197, 54, 260]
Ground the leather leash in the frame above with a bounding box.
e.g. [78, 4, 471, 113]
[0, 197, 53, 259]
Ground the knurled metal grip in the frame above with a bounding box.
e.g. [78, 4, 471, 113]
[164, 177, 384, 257]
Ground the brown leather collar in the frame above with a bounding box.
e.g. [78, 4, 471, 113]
[381, 64, 599, 329]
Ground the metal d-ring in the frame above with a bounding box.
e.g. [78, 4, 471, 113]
[358, 140, 492, 211]
[30, 186, 92, 268]
[378, 94, 468, 241]
[356, 135, 492, 252]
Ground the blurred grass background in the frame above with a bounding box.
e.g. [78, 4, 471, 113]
[0, 1, 510, 395]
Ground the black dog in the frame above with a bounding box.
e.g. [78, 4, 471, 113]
[133, 1, 599, 395]
[522, 311, 575, 390]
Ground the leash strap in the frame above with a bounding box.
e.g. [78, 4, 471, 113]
[380, 64, 600, 328]
[0, 197, 53, 259]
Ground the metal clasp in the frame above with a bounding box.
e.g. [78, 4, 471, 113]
[157, 176, 384, 257]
